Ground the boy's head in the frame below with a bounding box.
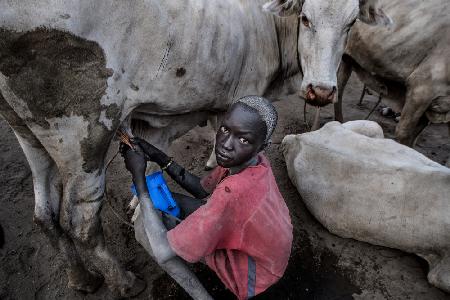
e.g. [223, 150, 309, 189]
[215, 96, 278, 168]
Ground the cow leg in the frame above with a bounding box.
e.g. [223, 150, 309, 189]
[334, 56, 352, 122]
[0, 28, 145, 295]
[205, 114, 218, 170]
[206, 112, 227, 170]
[428, 255, 450, 293]
[60, 170, 145, 297]
[395, 83, 433, 146]
[23, 140, 105, 292]
[57, 164, 146, 297]
[14, 129, 107, 293]
[27, 116, 145, 297]
[0, 94, 104, 292]
[410, 114, 430, 146]
[395, 54, 447, 146]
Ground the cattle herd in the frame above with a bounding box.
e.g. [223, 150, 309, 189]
[0, 0, 448, 298]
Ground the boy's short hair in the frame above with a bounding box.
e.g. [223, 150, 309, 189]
[234, 96, 278, 144]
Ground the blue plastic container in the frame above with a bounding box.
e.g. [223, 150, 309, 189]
[131, 171, 180, 217]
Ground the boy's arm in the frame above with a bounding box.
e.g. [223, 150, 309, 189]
[164, 161, 209, 199]
[121, 147, 176, 262]
[133, 137, 209, 199]
[123, 147, 213, 299]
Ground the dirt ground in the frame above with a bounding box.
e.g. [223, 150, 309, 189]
[1, 75, 449, 300]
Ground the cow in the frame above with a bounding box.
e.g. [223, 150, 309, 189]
[282, 120, 450, 293]
[0, 0, 302, 296]
[264, 0, 450, 147]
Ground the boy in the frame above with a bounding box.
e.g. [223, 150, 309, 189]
[122, 96, 292, 299]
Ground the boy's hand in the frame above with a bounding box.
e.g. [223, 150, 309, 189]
[131, 137, 170, 167]
[120, 143, 147, 192]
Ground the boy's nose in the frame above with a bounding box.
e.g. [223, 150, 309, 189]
[222, 136, 233, 151]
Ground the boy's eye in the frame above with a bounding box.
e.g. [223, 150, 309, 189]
[220, 126, 229, 134]
[239, 137, 249, 144]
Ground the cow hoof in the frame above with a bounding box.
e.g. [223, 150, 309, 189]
[205, 154, 217, 171]
[68, 270, 104, 293]
[381, 107, 395, 117]
[118, 271, 147, 298]
[127, 195, 140, 217]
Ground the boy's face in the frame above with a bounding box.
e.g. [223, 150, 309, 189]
[215, 104, 267, 168]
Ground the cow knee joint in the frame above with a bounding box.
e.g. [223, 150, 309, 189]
[33, 203, 57, 229]
[66, 221, 102, 248]
[59, 213, 102, 248]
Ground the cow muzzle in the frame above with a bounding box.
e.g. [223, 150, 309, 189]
[305, 84, 336, 107]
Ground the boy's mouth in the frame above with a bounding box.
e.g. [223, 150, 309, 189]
[216, 151, 232, 162]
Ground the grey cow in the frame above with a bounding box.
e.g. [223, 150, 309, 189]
[265, 0, 450, 147]
[0, 0, 302, 297]
[340, 0, 450, 146]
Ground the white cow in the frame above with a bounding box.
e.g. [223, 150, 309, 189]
[0, 0, 302, 296]
[264, 0, 450, 146]
[282, 120, 450, 293]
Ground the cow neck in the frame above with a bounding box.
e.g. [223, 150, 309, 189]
[273, 15, 301, 79]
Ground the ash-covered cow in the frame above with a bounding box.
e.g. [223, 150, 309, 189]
[282, 120, 450, 293]
[0, 0, 302, 297]
[265, 0, 450, 146]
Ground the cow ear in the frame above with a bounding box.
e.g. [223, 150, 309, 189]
[358, 0, 393, 26]
[262, 0, 302, 17]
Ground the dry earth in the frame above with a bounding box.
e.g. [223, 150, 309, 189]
[1, 75, 449, 299]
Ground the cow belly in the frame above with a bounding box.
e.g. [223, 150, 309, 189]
[129, 110, 211, 149]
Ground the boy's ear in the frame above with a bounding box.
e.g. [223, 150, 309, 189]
[259, 142, 270, 152]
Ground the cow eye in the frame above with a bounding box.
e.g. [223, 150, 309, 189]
[301, 15, 310, 28]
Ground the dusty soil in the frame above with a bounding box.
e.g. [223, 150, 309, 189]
[1, 75, 449, 299]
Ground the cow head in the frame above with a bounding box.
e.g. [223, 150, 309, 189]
[264, 0, 392, 107]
